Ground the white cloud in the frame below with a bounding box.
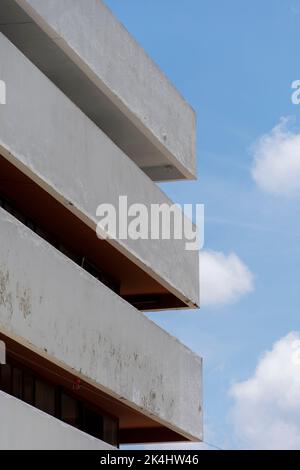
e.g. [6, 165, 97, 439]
[200, 251, 253, 307]
[251, 117, 300, 196]
[230, 332, 300, 449]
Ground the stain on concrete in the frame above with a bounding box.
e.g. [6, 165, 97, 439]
[141, 388, 160, 412]
[18, 288, 32, 320]
[0, 268, 13, 320]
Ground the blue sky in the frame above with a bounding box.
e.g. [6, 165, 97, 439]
[105, 0, 300, 450]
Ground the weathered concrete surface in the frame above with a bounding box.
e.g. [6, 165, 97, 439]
[0, 0, 197, 181]
[0, 33, 199, 309]
[0, 208, 203, 442]
[0, 391, 115, 450]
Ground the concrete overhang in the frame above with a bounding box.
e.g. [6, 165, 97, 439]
[0, 207, 203, 444]
[0, 33, 199, 310]
[0, 0, 197, 182]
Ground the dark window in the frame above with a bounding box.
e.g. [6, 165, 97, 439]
[0, 364, 11, 394]
[35, 379, 55, 416]
[0, 357, 119, 446]
[83, 405, 103, 440]
[12, 367, 23, 399]
[0, 194, 120, 295]
[103, 415, 119, 448]
[23, 373, 34, 405]
[61, 392, 79, 428]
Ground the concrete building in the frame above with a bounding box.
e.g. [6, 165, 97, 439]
[0, 0, 202, 450]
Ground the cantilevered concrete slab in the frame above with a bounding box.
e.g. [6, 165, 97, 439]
[0, 33, 199, 310]
[0, 207, 203, 443]
[0, 0, 197, 181]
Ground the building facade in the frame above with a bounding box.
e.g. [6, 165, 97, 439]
[0, 0, 202, 449]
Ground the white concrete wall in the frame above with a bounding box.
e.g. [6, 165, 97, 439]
[0, 208, 203, 442]
[12, 0, 197, 180]
[0, 391, 114, 450]
[0, 33, 199, 309]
